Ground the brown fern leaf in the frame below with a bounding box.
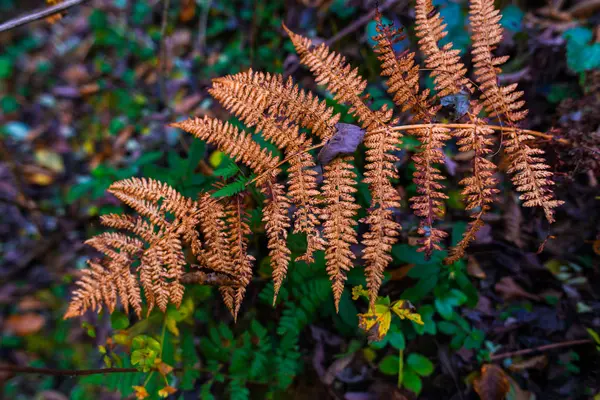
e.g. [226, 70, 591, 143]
[445, 111, 499, 264]
[284, 24, 402, 307]
[470, 0, 563, 222]
[197, 192, 237, 316]
[100, 214, 159, 244]
[371, 14, 450, 257]
[210, 80, 325, 262]
[214, 71, 362, 306]
[372, 11, 434, 122]
[224, 194, 254, 320]
[321, 155, 360, 310]
[213, 70, 340, 140]
[261, 180, 291, 304]
[171, 117, 291, 304]
[171, 117, 280, 184]
[410, 125, 451, 254]
[65, 260, 124, 319]
[415, 0, 472, 98]
[107, 179, 193, 312]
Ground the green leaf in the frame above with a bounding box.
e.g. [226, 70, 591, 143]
[379, 355, 400, 375]
[587, 328, 600, 345]
[388, 329, 406, 350]
[213, 161, 240, 180]
[402, 368, 423, 395]
[211, 176, 248, 198]
[110, 312, 130, 330]
[407, 353, 434, 376]
[434, 288, 467, 319]
[437, 321, 458, 335]
[0, 56, 13, 78]
[563, 27, 600, 73]
[413, 305, 436, 335]
[500, 5, 524, 32]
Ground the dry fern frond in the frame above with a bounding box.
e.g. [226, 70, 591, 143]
[321, 155, 360, 310]
[65, 178, 203, 317]
[372, 11, 433, 122]
[224, 194, 254, 319]
[213, 71, 362, 308]
[261, 180, 291, 303]
[171, 117, 280, 184]
[470, 0, 563, 222]
[446, 109, 499, 264]
[415, 0, 472, 98]
[209, 80, 325, 263]
[213, 70, 340, 140]
[371, 14, 450, 257]
[172, 117, 291, 304]
[284, 24, 402, 307]
[64, 260, 142, 319]
[67, 1, 565, 320]
[409, 125, 451, 254]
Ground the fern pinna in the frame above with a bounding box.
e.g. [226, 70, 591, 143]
[66, 0, 562, 320]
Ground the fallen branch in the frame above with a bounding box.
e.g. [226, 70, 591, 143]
[490, 339, 592, 361]
[0, 365, 144, 376]
[0, 0, 89, 33]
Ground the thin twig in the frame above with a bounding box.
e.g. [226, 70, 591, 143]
[196, 0, 213, 56]
[159, 0, 171, 108]
[0, 0, 89, 33]
[285, 0, 400, 77]
[325, 0, 400, 46]
[0, 366, 145, 376]
[490, 339, 593, 361]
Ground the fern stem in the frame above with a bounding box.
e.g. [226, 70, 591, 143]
[389, 124, 569, 145]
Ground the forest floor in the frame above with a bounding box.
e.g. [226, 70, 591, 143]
[0, 0, 599, 399]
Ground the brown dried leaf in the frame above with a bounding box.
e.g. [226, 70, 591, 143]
[474, 364, 510, 400]
[508, 355, 548, 372]
[495, 277, 540, 301]
[467, 256, 487, 279]
[5, 313, 45, 336]
[317, 123, 365, 165]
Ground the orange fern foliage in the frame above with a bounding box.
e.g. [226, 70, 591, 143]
[170, 117, 291, 303]
[372, 11, 450, 257]
[469, 0, 563, 222]
[66, 0, 563, 320]
[209, 78, 325, 263]
[284, 24, 402, 307]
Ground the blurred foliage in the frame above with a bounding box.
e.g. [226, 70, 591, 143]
[1, 0, 599, 399]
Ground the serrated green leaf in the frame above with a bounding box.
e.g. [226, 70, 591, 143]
[211, 176, 248, 198]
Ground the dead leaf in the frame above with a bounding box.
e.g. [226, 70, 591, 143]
[467, 256, 487, 279]
[174, 94, 203, 114]
[507, 375, 534, 400]
[504, 195, 524, 248]
[318, 123, 365, 165]
[22, 165, 55, 186]
[474, 364, 510, 400]
[323, 353, 354, 385]
[154, 360, 173, 376]
[17, 296, 47, 311]
[5, 313, 45, 336]
[34, 149, 64, 173]
[179, 0, 196, 22]
[389, 264, 414, 280]
[495, 277, 540, 301]
[508, 355, 548, 372]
